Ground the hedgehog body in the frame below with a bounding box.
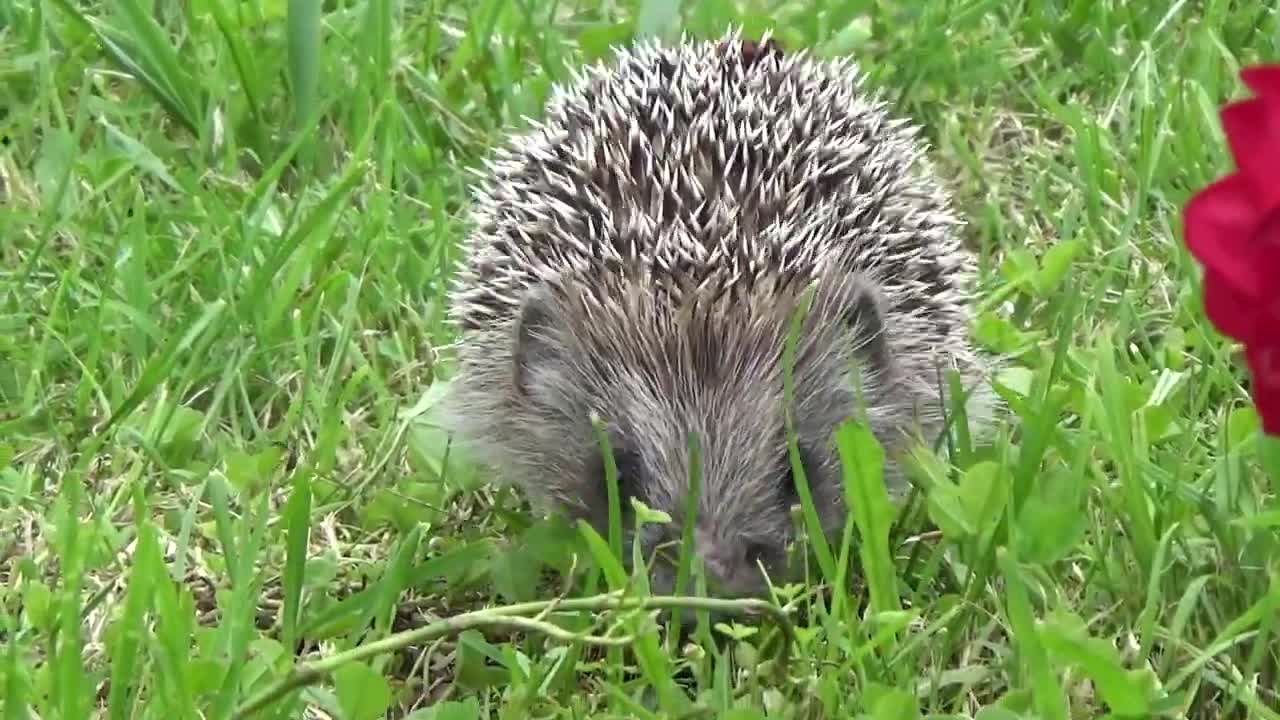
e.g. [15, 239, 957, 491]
[444, 32, 995, 598]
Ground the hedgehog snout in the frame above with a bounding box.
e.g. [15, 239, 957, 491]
[693, 525, 769, 597]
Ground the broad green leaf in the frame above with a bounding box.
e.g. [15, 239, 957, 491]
[1034, 240, 1083, 296]
[1260, 433, 1280, 482]
[929, 461, 1009, 545]
[4, 628, 29, 716]
[1237, 509, 1280, 529]
[1039, 611, 1154, 716]
[688, 0, 737, 35]
[823, 15, 873, 56]
[975, 707, 1023, 720]
[1015, 494, 1086, 565]
[224, 446, 283, 495]
[927, 479, 972, 540]
[720, 710, 768, 720]
[334, 662, 392, 720]
[33, 129, 77, 214]
[836, 420, 900, 616]
[864, 681, 921, 719]
[424, 698, 481, 720]
[1227, 405, 1260, 447]
[489, 539, 544, 604]
[454, 631, 508, 690]
[21, 581, 53, 632]
[358, 482, 443, 532]
[1015, 471, 1086, 565]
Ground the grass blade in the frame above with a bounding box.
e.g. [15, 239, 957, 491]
[204, 0, 269, 155]
[370, 527, 422, 641]
[590, 414, 624, 563]
[98, 299, 228, 437]
[48, 0, 200, 135]
[280, 470, 313, 654]
[105, 495, 159, 720]
[113, 0, 201, 118]
[672, 431, 703, 599]
[4, 618, 29, 718]
[1093, 332, 1157, 576]
[575, 520, 687, 714]
[287, 0, 322, 130]
[782, 288, 837, 583]
[50, 469, 88, 719]
[997, 549, 1067, 720]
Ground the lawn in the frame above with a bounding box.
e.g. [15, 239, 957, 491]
[2, 0, 1279, 718]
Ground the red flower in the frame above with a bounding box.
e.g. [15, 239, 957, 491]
[1183, 64, 1280, 435]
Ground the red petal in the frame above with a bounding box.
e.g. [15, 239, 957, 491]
[1241, 65, 1280, 100]
[1183, 174, 1265, 297]
[1245, 344, 1280, 435]
[1256, 208, 1280, 282]
[1259, 387, 1280, 436]
[1203, 272, 1262, 343]
[1220, 98, 1280, 208]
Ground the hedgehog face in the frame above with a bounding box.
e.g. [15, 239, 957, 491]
[494, 273, 906, 600]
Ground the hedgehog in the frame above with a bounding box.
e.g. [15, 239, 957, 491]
[442, 30, 997, 600]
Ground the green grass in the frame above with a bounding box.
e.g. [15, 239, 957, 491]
[2, 0, 1279, 717]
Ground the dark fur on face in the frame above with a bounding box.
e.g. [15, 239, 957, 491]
[459, 267, 923, 597]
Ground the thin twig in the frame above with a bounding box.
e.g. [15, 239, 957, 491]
[234, 592, 793, 718]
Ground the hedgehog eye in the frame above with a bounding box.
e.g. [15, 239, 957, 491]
[603, 448, 643, 501]
[780, 461, 797, 499]
[779, 447, 807, 502]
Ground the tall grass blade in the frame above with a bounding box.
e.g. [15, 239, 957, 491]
[106, 494, 159, 720]
[591, 415, 624, 562]
[673, 431, 703, 598]
[48, 0, 200, 135]
[287, 0, 322, 131]
[50, 470, 88, 719]
[782, 288, 837, 583]
[3, 622, 27, 719]
[281, 470, 313, 654]
[997, 549, 1067, 720]
[205, 0, 268, 154]
[99, 299, 228, 436]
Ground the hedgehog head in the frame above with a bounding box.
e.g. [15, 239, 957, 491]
[450, 263, 913, 598]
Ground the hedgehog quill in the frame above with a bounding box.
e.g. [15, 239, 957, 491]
[444, 31, 998, 600]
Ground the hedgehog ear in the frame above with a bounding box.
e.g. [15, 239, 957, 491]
[511, 285, 562, 397]
[835, 276, 892, 372]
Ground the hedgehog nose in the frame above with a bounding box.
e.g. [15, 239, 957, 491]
[694, 527, 737, 585]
